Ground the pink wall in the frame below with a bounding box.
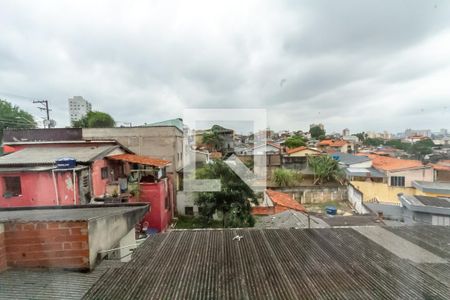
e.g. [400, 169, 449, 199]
[387, 167, 434, 187]
[91, 160, 108, 197]
[0, 171, 78, 207]
[138, 179, 172, 232]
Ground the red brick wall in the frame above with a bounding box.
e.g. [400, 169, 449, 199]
[4, 221, 89, 270]
[0, 224, 6, 272]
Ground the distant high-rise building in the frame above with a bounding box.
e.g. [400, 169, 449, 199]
[342, 128, 350, 136]
[68, 96, 92, 123]
[440, 128, 448, 136]
[404, 128, 431, 138]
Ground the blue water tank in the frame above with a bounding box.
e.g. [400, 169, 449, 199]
[56, 157, 77, 169]
[325, 206, 337, 215]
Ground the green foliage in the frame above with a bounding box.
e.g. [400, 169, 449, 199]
[195, 160, 256, 228]
[385, 139, 411, 151]
[410, 139, 434, 159]
[285, 135, 306, 148]
[354, 132, 368, 143]
[310, 126, 326, 139]
[202, 131, 223, 151]
[72, 111, 115, 128]
[0, 99, 37, 142]
[365, 138, 384, 147]
[272, 168, 303, 187]
[307, 155, 344, 185]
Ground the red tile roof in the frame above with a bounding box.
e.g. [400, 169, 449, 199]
[286, 146, 320, 155]
[318, 139, 347, 147]
[433, 160, 450, 171]
[266, 190, 306, 212]
[107, 154, 171, 168]
[357, 153, 424, 171]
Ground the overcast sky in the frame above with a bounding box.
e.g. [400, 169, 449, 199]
[1, 0, 450, 133]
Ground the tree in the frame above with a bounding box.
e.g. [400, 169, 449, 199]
[195, 160, 257, 227]
[0, 99, 37, 142]
[202, 131, 223, 152]
[365, 138, 384, 147]
[354, 132, 368, 143]
[72, 111, 115, 128]
[410, 139, 434, 159]
[307, 155, 344, 185]
[310, 126, 325, 139]
[284, 135, 306, 148]
[272, 168, 302, 187]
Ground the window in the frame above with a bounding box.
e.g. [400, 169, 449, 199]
[185, 206, 194, 216]
[390, 176, 405, 187]
[3, 176, 21, 197]
[101, 167, 109, 180]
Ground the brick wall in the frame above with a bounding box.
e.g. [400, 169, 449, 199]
[0, 224, 6, 272]
[4, 221, 90, 270]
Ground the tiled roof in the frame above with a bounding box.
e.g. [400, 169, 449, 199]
[266, 190, 305, 212]
[84, 227, 450, 299]
[318, 139, 348, 147]
[107, 153, 171, 168]
[358, 153, 425, 171]
[285, 146, 321, 155]
[433, 160, 450, 171]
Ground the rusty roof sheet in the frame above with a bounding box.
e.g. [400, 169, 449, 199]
[107, 154, 171, 168]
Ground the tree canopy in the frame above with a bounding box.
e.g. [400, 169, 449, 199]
[310, 126, 325, 139]
[284, 135, 306, 148]
[195, 160, 256, 228]
[72, 111, 115, 128]
[0, 99, 37, 142]
[202, 131, 223, 151]
[272, 168, 302, 187]
[308, 155, 344, 185]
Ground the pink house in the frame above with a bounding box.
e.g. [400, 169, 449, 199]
[0, 141, 131, 207]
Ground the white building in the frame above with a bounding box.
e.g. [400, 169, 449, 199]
[68, 96, 92, 123]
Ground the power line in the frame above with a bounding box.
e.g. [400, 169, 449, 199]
[33, 100, 52, 128]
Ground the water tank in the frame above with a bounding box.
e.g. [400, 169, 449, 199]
[56, 157, 77, 169]
[325, 206, 337, 215]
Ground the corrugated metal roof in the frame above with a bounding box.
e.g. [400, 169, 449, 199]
[2, 128, 82, 143]
[332, 153, 371, 165]
[84, 226, 450, 299]
[0, 260, 123, 300]
[107, 153, 171, 168]
[0, 145, 119, 166]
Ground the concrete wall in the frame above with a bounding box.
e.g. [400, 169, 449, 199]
[273, 186, 347, 204]
[387, 167, 433, 187]
[3, 221, 89, 270]
[365, 203, 404, 221]
[87, 207, 147, 269]
[176, 191, 199, 215]
[0, 224, 6, 272]
[347, 184, 370, 214]
[0, 171, 79, 207]
[82, 127, 183, 173]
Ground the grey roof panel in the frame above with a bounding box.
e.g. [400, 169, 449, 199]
[0, 204, 149, 222]
[84, 226, 450, 299]
[332, 153, 371, 165]
[0, 145, 118, 166]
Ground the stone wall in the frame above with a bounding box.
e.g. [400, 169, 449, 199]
[273, 185, 347, 204]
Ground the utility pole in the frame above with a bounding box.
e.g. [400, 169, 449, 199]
[33, 100, 51, 128]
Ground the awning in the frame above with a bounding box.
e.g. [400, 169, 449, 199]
[107, 154, 171, 168]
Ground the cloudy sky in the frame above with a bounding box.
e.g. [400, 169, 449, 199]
[1, 0, 450, 133]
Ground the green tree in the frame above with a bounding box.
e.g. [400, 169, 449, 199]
[354, 132, 368, 143]
[385, 139, 412, 152]
[365, 138, 384, 147]
[310, 126, 325, 139]
[272, 168, 302, 187]
[72, 111, 115, 128]
[307, 155, 344, 185]
[195, 160, 256, 227]
[410, 139, 434, 159]
[0, 99, 37, 142]
[202, 131, 223, 151]
[285, 135, 306, 148]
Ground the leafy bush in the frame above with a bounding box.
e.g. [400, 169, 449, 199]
[272, 168, 303, 187]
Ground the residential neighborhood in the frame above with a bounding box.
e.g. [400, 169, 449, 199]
[1, 1, 450, 299]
